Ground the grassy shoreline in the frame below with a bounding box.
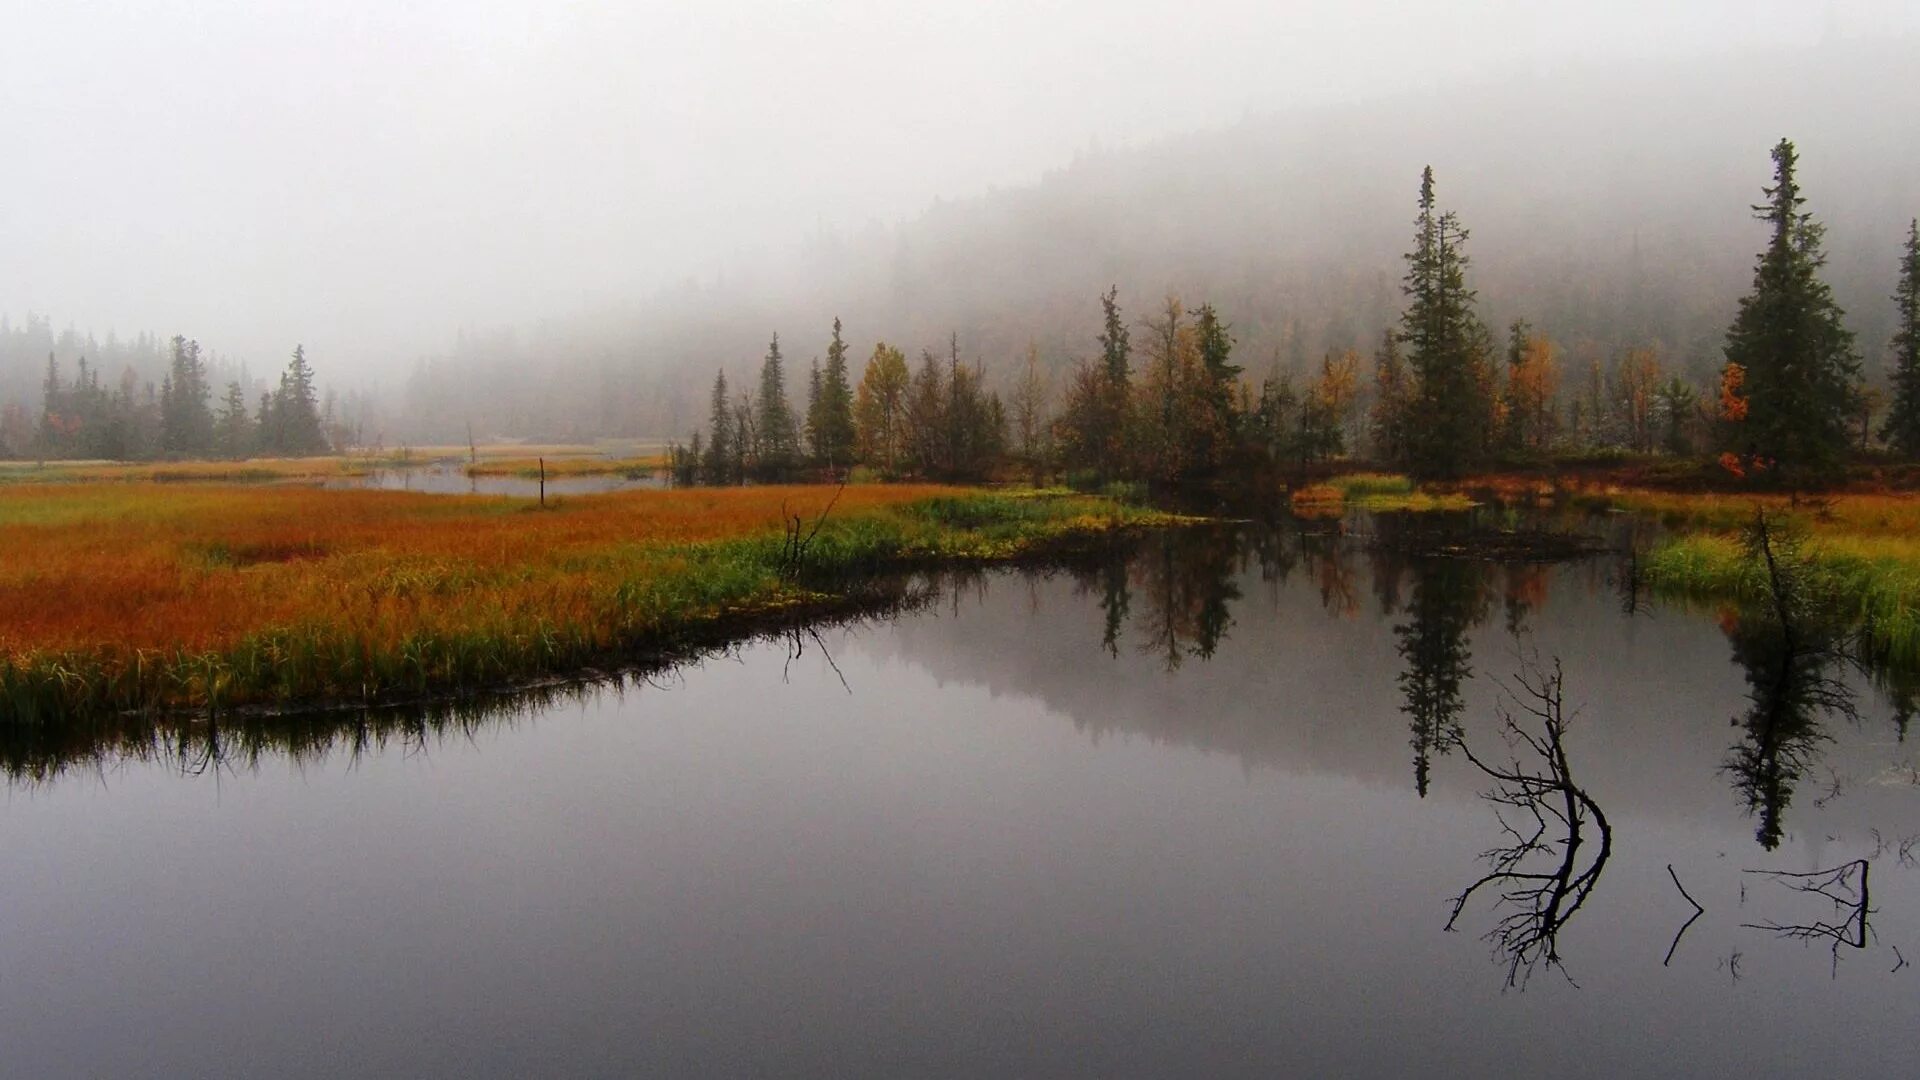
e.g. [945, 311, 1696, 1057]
[0, 484, 1183, 726]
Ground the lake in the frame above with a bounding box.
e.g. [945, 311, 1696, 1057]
[2, 515, 1914, 1077]
[326, 462, 667, 497]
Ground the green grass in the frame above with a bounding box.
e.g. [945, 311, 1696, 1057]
[1643, 530, 1920, 669]
[1329, 472, 1416, 498]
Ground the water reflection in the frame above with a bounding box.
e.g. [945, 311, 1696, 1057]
[1722, 610, 1857, 851]
[325, 462, 667, 497]
[5, 510, 1919, 1074]
[1395, 559, 1486, 797]
[8, 509, 1910, 859]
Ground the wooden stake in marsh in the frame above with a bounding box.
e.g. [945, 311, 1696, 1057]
[539, 457, 547, 508]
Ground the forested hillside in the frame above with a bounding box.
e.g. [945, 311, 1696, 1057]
[6, 36, 1915, 450]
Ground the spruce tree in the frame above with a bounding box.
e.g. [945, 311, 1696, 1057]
[1099, 285, 1130, 388]
[817, 317, 856, 467]
[805, 357, 824, 462]
[160, 335, 214, 456]
[1721, 139, 1860, 482]
[1880, 219, 1920, 457]
[1397, 166, 1492, 478]
[1191, 302, 1239, 470]
[753, 334, 798, 477]
[39, 353, 65, 453]
[275, 345, 329, 454]
[703, 370, 734, 484]
[217, 381, 253, 458]
[1092, 286, 1134, 475]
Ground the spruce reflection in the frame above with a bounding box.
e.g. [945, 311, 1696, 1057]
[1717, 515, 1860, 851]
[1395, 558, 1488, 796]
[1124, 526, 1244, 669]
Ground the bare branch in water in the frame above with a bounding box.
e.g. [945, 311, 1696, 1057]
[1664, 864, 1707, 967]
[1445, 649, 1612, 990]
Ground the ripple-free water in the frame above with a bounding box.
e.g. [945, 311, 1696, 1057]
[2, 523, 1913, 1077]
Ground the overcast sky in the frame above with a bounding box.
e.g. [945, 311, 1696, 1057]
[3, 0, 1915, 376]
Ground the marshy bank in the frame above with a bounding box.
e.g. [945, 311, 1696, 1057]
[0, 483, 1183, 727]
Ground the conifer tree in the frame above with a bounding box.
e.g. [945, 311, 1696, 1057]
[160, 335, 215, 455]
[805, 357, 824, 462]
[1880, 219, 1920, 457]
[1397, 166, 1493, 478]
[1099, 285, 1130, 389]
[38, 353, 65, 453]
[817, 317, 856, 468]
[1721, 139, 1860, 482]
[905, 348, 947, 474]
[272, 345, 328, 454]
[1191, 302, 1240, 470]
[753, 333, 798, 477]
[216, 381, 253, 458]
[703, 370, 734, 484]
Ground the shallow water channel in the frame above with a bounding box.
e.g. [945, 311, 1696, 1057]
[324, 462, 666, 497]
[2, 515, 1915, 1077]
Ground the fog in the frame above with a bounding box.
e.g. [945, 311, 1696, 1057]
[4, 1, 1919, 439]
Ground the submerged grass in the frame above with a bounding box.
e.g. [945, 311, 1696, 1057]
[0, 483, 1175, 725]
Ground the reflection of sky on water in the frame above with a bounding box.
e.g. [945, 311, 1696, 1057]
[0, 527, 1914, 1077]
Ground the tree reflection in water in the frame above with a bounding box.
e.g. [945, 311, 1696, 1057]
[1395, 558, 1487, 797]
[1718, 513, 1861, 851]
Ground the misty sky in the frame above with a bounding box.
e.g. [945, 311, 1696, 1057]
[3, 0, 1915, 378]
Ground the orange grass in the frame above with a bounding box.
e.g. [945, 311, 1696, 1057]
[0, 483, 1162, 721]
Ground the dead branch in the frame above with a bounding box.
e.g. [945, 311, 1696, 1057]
[1444, 650, 1612, 989]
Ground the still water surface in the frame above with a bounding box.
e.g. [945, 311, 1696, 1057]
[325, 462, 666, 497]
[2, 519, 1914, 1077]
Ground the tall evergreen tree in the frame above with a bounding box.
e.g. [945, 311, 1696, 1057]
[703, 370, 734, 484]
[216, 381, 253, 458]
[1721, 139, 1861, 482]
[905, 348, 947, 474]
[38, 353, 65, 453]
[1099, 285, 1131, 388]
[804, 357, 824, 462]
[815, 318, 856, 468]
[753, 333, 798, 476]
[272, 344, 329, 454]
[1397, 166, 1493, 478]
[1880, 219, 1920, 457]
[1191, 302, 1240, 471]
[160, 335, 215, 456]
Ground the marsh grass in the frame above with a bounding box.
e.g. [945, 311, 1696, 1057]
[0, 483, 1175, 726]
[1289, 473, 1476, 514]
[1639, 500, 1920, 669]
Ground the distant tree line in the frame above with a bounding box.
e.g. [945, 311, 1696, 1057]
[17, 341, 341, 460]
[669, 138, 1916, 490]
[670, 323, 1008, 484]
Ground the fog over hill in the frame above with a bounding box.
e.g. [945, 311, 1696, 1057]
[4, 11, 1917, 448]
[395, 36, 1920, 445]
